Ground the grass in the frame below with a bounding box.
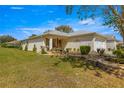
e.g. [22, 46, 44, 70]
[0, 47, 124, 88]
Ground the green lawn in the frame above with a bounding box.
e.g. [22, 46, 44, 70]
[0, 47, 124, 88]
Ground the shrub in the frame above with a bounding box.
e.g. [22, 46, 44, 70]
[113, 49, 124, 58]
[66, 48, 71, 53]
[73, 48, 76, 51]
[80, 46, 91, 55]
[112, 58, 124, 64]
[97, 48, 105, 55]
[1, 43, 7, 48]
[117, 44, 124, 50]
[41, 48, 47, 54]
[24, 45, 28, 51]
[33, 44, 37, 52]
[77, 48, 80, 52]
[1, 43, 20, 49]
[7, 45, 19, 48]
[116, 58, 124, 64]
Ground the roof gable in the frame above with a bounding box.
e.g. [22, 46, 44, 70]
[43, 30, 95, 37]
[22, 30, 116, 41]
[105, 35, 116, 41]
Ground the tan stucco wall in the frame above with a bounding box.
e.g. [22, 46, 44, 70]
[64, 35, 93, 52]
[106, 41, 117, 50]
[28, 38, 45, 53]
[21, 38, 45, 53]
[64, 35, 107, 52]
[93, 36, 107, 51]
[65, 41, 92, 51]
[94, 40, 106, 51]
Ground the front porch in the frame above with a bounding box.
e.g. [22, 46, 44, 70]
[44, 37, 67, 51]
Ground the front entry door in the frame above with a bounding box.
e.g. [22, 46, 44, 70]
[52, 38, 62, 49]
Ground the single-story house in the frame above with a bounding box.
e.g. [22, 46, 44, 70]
[21, 30, 117, 53]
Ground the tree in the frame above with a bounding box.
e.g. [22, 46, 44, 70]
[33, 44, 37, 52]
[29, 34, 37, 39]
[66, 5, 124, 44]
[55, 25, 73, 33]
[0, 35, 16, 43]
[24, 44, 28, 51]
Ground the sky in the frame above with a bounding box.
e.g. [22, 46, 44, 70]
[0, 5, 122, 40]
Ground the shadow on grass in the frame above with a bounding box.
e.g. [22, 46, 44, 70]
[52, 56, 103, 78]
[53, 55, 124, 79]
[59, 56, 96, 69]
[62, 56, 103, 78]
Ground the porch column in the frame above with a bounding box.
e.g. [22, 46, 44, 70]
[104, 40, 107, 51]
[92, 38, 96, 51]
[49, 38, 53, 50]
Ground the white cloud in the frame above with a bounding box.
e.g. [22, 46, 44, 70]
[17, 27, 54, 37]
[47, 20, 59, 27]
[22, 31, 31, 36]
[17, 28, 42, 31]
[78, 18, 95, 25]
[70, 27, 79, 31]
[100, 29, 117, 35]
[47, 20, 54, 24]
[17, 27, 43, 37]
[10, 7, 24, 10]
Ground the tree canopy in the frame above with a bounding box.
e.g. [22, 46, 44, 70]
[55, 25, 73, 33]
[28, 34, 37, 39]
[66, 5, 124, 43]
[0, 35, 16, 43]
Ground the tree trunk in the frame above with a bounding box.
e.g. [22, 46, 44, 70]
[123, 36, 124, 45]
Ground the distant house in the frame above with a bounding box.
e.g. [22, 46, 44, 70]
[21, 30, 117, 53]
[6, 40, 21, 47]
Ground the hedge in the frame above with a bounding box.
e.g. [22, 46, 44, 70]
[97, 48, 105, 55]
[24, 45, 28, 51]
[80, 46, 91, 55]
[113, 49, 124, 58]
[0, 43, 20, 49]
[41, 48, 47, 54]
[111, 58, 124, 64]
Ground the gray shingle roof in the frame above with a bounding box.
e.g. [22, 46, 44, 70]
[105, 35, 116, 41]
[68, 30, 94, 36]
[43, 30, 69, 36]
[43, 30, 117, 40]
[43, 30, 94, 37]
[22, 30, 116, 41]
